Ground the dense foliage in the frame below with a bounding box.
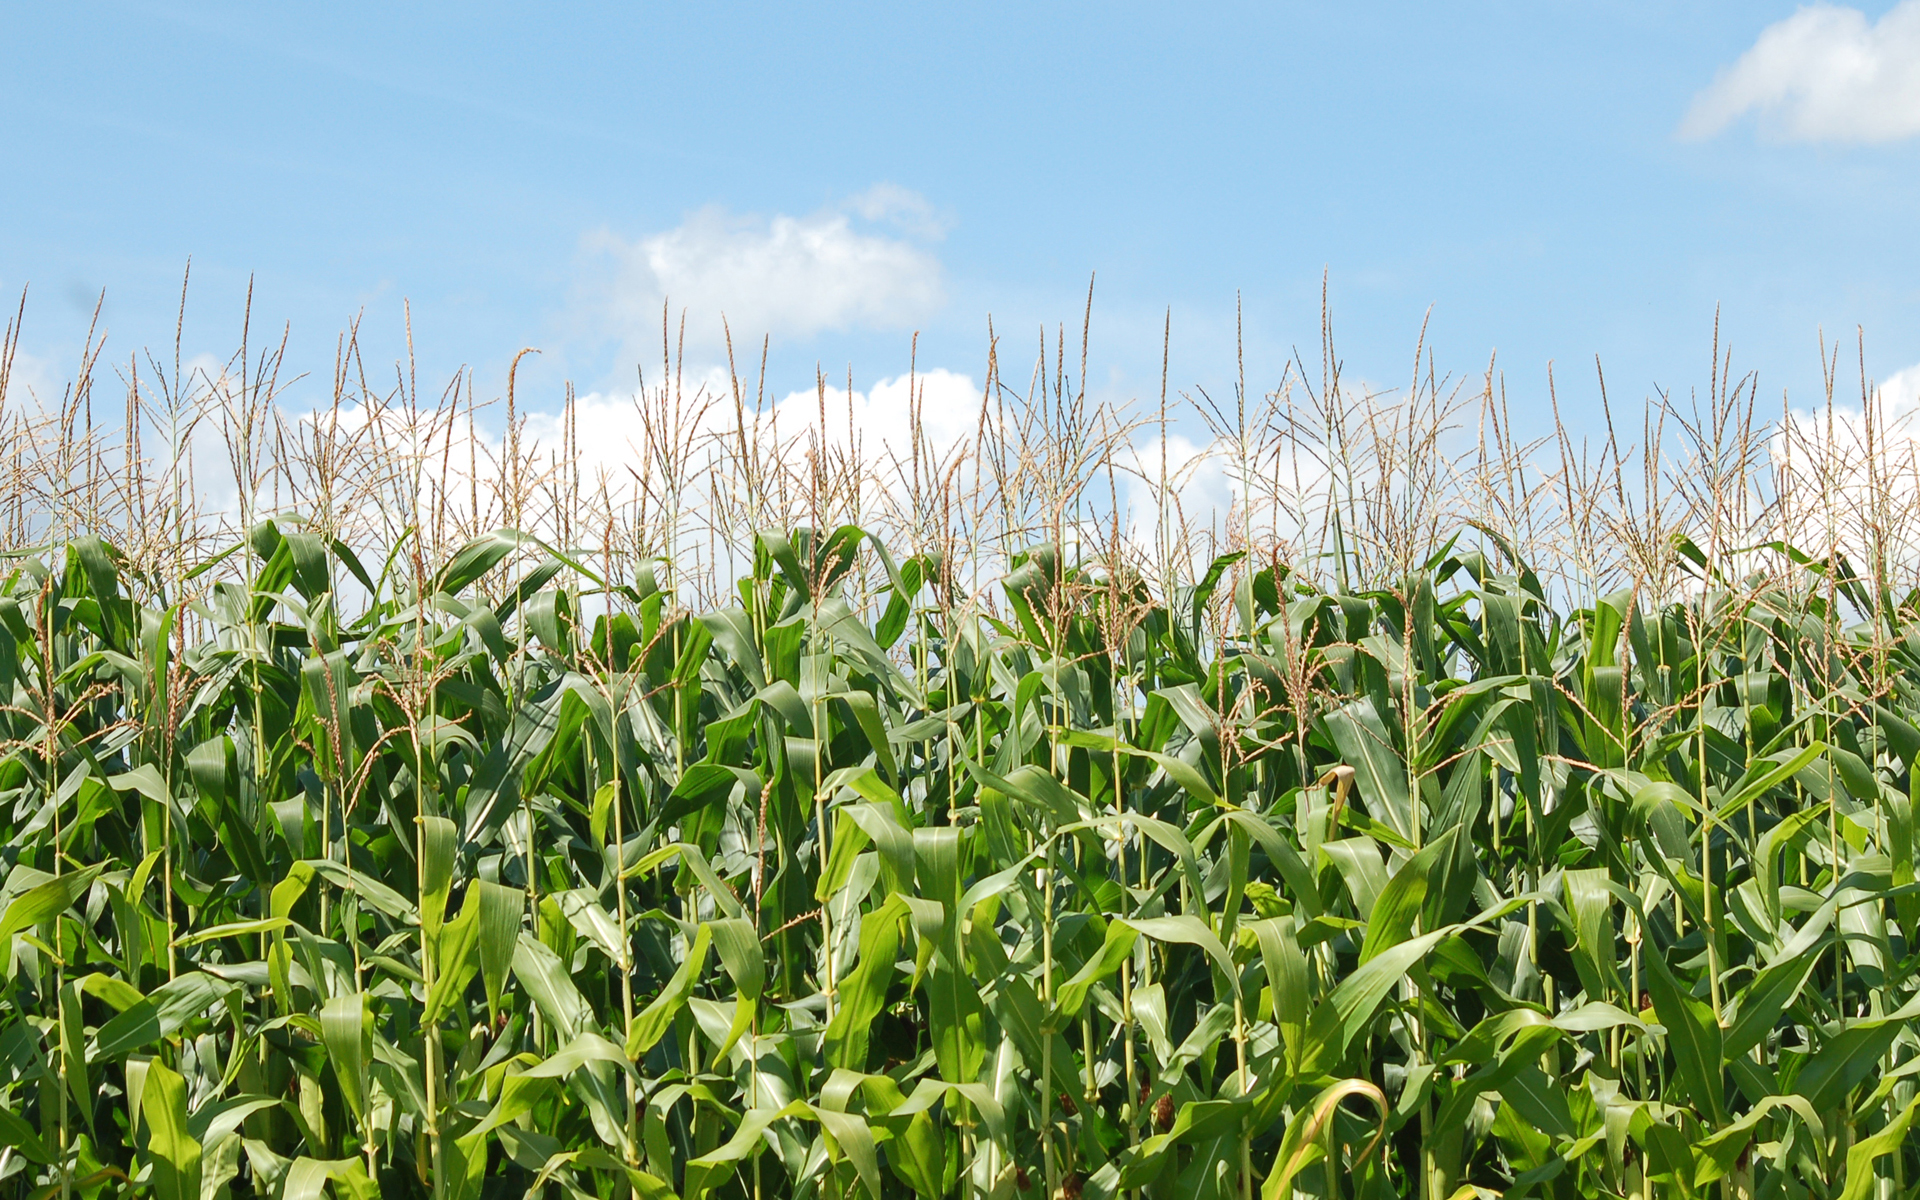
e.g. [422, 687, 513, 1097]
[2, 515, 1918, 1200]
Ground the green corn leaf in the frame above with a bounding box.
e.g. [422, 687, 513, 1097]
[511, 933, 595, 1043]
[1561, 866, 1623, 1000]
[1120, 915, 1238, 994]
[435, 529, 526, 596]
[319, 992, 373, 1124]
[140, 1060, 202, 1200]
[476, 879, 522, 1022]
[418, 814, 457, 940]
[682, 1102, 810, 1200]
[1793, 1017, 1905, 1113]
[1312, 925, 1456, 1064]
[627, 922, 712, 1058]
[1251, 917, 1310, 1070]
[0, 863, 106, 946]
[1052, 918, 1138, 1022]
[305, 859, 417, 922]
[708, 916, 765, 1060]
[424, 884, 484, 1024]
[1259, 1078, 1387, 1200]
[1722, 904, 1832, 1060]
[280, 1156, 380, 1200]
[1693, 1094, 1825, 1187]
[589, 779, 617, 848]
[93, 971, 236, 1059]
[1837, 1090, 1920, 1200]
[1359, 827, 1459, 963]
[814, 1106, 884, 1200]
[1644, 945, 1725, 1125]
[834, 690, 897, 785]
[1322, 698, 1413, 842]
[1713, 742, 1825, 823]
[824, 894, 908, 1070]
[0, 1104, 51, 1163]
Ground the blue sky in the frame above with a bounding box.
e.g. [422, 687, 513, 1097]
[6, 1, 1920, 437]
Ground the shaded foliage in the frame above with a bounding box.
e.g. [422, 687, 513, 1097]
[0, 520, 1915, 1200]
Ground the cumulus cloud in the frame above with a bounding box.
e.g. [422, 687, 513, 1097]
[516, 367, 984, 510]
[1880, 360, 1920, 410]
[1760, 359, 1920, 579]
[582, 189, 946, 350]
[1680, 0, 1920, 143]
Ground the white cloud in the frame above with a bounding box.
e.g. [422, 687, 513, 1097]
[584, 190, 946, 349]
[514, 367, 984, 511]
[0, 346, 56, 410]
[1767, 363, 1920, 575]
[846, 183, 951, 240]
[756, 368, 982, 466]
[1880, 360, 1920, 411]
[1680, 1, 1920, 143]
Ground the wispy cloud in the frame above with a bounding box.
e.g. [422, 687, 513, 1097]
[579, 188, 946, 354]
[1681, 0, 1920, 143]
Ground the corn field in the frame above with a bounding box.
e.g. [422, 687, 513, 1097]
[4, 294, 1920, 1199]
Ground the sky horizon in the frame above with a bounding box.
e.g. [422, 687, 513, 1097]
[7, 2, 1920, 444]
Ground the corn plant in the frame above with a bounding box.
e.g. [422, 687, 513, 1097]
[0, 294, 1918, 1199]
